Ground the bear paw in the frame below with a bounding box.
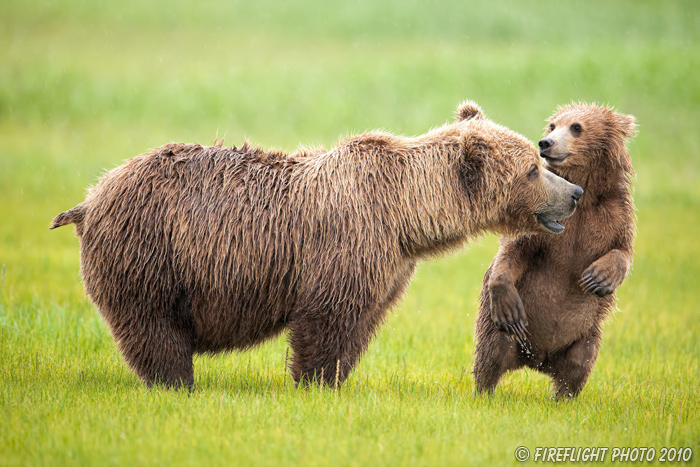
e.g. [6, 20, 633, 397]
[489, 282, 530, 352]
[579, 262, 624, 297]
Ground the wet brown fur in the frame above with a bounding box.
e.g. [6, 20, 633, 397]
[473, 103, 637, 398]
[52, 101, 579, 389]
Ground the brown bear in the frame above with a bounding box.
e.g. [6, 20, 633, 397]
[51, 101, 583, 389]
[473, 103, 636, 398]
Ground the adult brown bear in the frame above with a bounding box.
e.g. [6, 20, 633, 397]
[473, 103, 636, 398]
[52, 101, 582, 389]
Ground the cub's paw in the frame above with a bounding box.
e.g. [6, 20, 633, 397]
[580, 261, 625, 297]
[489, 282, 530, 352]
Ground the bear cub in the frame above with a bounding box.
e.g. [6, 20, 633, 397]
[473, 103, 637, 398]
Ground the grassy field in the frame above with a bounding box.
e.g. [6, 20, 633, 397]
[1, 0, 699, 465]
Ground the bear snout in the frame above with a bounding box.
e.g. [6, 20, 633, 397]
[572, 185, 584, 202]
[538, 137, 554, 154]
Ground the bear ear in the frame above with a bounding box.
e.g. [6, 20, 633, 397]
[460, 134, 489, 191]
[615, 113, 638, 139]
[455, 100, 485, 122]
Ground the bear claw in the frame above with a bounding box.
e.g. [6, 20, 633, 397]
[503, 321, 531, 354]
[579, 272, 614, 297]
[490, 283, 532, 352]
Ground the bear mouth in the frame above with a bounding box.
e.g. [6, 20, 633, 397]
[541, 153, 571, 168]
[535, 214, 565, 234]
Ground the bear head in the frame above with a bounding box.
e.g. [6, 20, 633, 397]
[454, 101, 583, 236]
[539, 103, 637, 182]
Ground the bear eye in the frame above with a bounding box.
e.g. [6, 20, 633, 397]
[549, 123, 555, 131]
[571, 123, 583, 134]
[527, 164, 539, 180]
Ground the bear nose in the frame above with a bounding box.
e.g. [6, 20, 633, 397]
[538, 138, 554, 151]
[572, 185, 584, 201]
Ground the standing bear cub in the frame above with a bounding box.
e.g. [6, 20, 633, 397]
[51, 101, 582, 389]
[473, 103, 637, 398]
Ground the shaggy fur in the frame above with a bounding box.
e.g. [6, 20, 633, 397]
[473, 103, 637, 398]
[51, 101, 582, 389]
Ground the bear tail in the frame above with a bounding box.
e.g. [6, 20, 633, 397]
[50, 204, 86, 229]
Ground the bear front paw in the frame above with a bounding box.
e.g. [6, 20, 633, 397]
[579, 264, 621, 297]
[489, 282, 530, 351]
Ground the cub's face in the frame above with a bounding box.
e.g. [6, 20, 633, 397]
[539, 104, 636, 173]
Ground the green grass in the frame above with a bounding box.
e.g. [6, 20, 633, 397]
[1, 0, 699, 465]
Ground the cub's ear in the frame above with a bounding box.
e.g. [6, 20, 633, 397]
[455, 100, 485, 122]
[616, 113, 638, 139]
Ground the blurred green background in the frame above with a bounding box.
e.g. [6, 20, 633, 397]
[1, 0, 698, 465]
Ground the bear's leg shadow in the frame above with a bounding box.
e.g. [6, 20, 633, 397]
[473, 306, 526, 393]
[110, 301, 196, 389]
[538, 326, 601, 398]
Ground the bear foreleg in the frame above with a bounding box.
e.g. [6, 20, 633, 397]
[487, 239, 533, 348]
[288, 305, 385, 388]
[580, 249, 632, 297]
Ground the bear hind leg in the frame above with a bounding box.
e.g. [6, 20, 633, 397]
[539, 327, 601, 398]
[117, 320, 195, 389]
[109, 301, 196, 390]
[473, 330, 525, 393]
[473, 305, 526, 394]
